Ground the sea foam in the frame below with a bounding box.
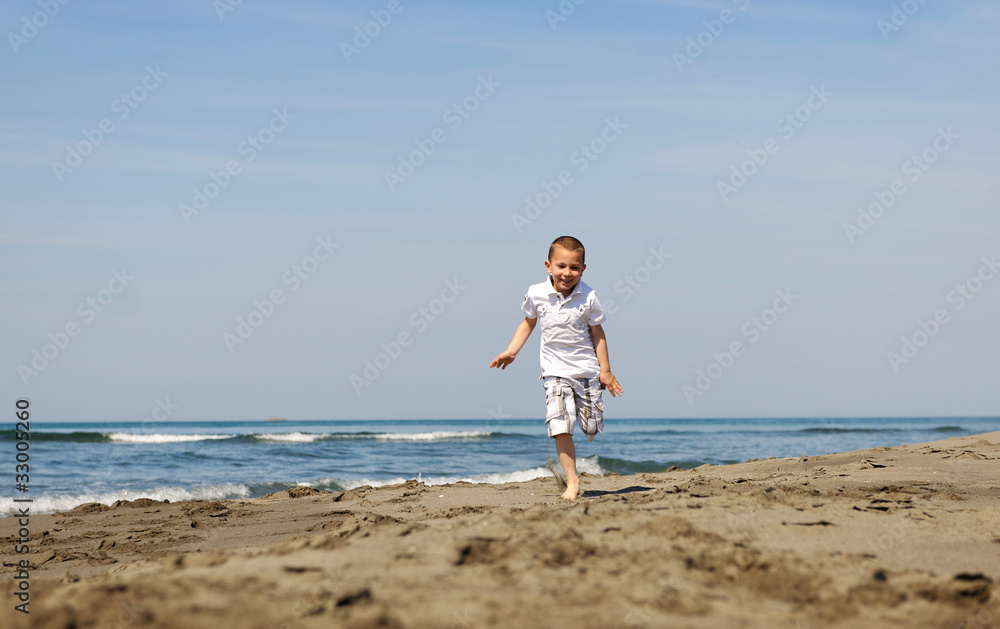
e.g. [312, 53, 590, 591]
[107, 433, 232, 444]
[0, 483, 252, 516]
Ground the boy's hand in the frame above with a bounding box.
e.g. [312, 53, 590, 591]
[490, 351, 517, 370]
[600, 371, 623, 397]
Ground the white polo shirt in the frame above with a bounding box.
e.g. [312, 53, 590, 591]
[521, 277, 606, 379]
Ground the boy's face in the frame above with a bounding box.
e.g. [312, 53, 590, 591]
[545, 246, 585, 297]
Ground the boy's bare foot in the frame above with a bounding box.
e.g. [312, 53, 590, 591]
[561, 478, 581, 501]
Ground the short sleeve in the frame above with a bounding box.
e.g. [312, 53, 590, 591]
[521, 292, 537, 318]
[586, 292, 606, 326]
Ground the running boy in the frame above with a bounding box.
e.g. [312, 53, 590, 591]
[490, 236, 623, 500]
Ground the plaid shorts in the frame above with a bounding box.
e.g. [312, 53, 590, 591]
[543, 376, 604, 441]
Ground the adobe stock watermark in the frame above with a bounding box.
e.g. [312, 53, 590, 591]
[17, 269, 136, 385]
[106, 597, 146, 629]
[887, 255, 998, 373]
[510, 116, 627, 233]
[878, 0, 930, 41]
[139, 397, 180, 434]
[384, 75, 501, 192]
[179, 107, 295, 224]
[958, 588, 1000, 629]
[603, 246, 672, 318]
[223, 236, 338, 353]
[50, 65, 169, 182]
[341, 0, 409, 63]
[843, 127, 958, 244]
[453, 607, 478, 629]
[7, 0, 72, 54]
[850, 518, 908, 572]
[545, 0, 586, 31]
[716, 85, 832, 202]
[682, 288, 799, 405]
[213, 0, 244, 21]
[280, 572, 348, 629]
[483, 405, 512, 433]
[797, 416, 845, 460]
[672, 0, 750, 72]
[350, 279, 467, 395]
[617, 575, 683, 629]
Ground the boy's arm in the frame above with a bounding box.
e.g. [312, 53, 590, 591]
[490, 317, 537, 370]
[590, 324, 623, 397]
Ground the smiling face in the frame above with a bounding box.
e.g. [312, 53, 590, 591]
[544, 245, 586, 297]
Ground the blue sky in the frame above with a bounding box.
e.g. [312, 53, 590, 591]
[2, 0, 998, 422]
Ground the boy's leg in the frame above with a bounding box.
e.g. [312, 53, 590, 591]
[554, 434, 580, 500]
[545, 377, 581, 500]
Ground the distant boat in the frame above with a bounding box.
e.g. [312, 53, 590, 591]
[265, 417, 287, 422]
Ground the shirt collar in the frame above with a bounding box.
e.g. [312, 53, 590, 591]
[547, 276, 583, 301]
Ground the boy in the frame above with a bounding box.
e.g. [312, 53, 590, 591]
[490, 236, 623, 501]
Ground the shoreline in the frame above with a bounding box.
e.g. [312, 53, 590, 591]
[3, 431, 999, 628]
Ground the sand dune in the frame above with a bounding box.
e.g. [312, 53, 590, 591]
[3, 431, 999, 628]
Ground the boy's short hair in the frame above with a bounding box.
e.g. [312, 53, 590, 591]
[548, 236, 585, 264]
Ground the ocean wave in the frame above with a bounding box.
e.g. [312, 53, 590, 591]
[0, 428, 507, 445]
[251, 432, 331, 443]
[596, 456, 691, 475]
[332, 466, 559, 490]
[0, 483, 252, 517]
[337, 455, 622, 489]
[372, 430, 494, 442]
[797, 427, 904, 435]
[646, 427, 908, 438]
[798, 425, 965, 435]
[0, 430, 110, 443]
[0, 453, 683, 516]
[0, 430, 236, 444]
[246, 430, 497, 443]
[246, 479, 348, 494]
[107, 433, 234, 444]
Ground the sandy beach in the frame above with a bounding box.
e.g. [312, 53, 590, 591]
[3, 431, 999, 629]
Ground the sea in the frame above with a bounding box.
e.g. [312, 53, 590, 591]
[2, 416, 996, 517]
